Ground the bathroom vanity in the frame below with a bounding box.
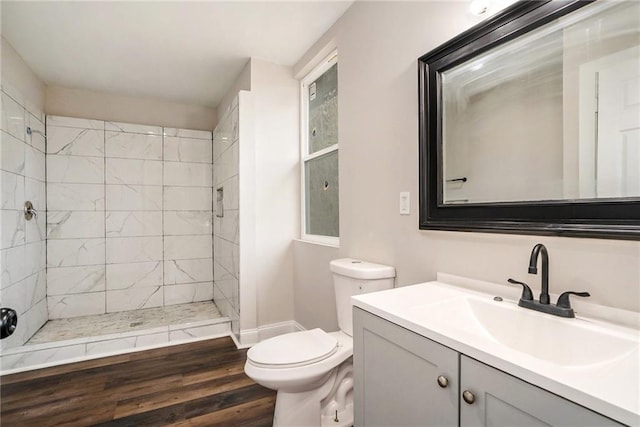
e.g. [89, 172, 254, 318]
[352, 275, 639, 426]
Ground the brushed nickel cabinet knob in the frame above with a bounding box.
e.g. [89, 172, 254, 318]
[462, 390, 476, 404]
[437, 375, 448, 388]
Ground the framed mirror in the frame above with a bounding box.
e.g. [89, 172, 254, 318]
[419, 0, 640, 239]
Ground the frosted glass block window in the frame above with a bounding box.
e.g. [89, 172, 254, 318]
[305, 150, 339, 237]
[301, 51, 339, 244]
[308, 63, 338, 154]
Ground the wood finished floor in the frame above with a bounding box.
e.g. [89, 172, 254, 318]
[0, 337, 276, 426]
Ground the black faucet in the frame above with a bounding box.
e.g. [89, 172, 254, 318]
[528, 243, 550, 305]
[508, 243, 591, 318]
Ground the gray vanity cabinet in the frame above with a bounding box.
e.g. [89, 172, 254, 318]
[353, 307, 623, 427]
[353, 307, 458, 426]
[460, 356, 621, 426]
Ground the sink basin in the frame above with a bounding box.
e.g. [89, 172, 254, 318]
[353, 277, 640, 424]
[408, 296, 638, 367]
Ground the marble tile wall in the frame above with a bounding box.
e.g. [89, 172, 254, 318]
[45, 115, 214, 318]
[162, 127, 214, 305]
[0, 81, 48, 350]
[213, 100, 240, 337]
[46, 116, 106, 318]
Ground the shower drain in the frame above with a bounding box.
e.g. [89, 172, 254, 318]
[130, 321, 144, 327]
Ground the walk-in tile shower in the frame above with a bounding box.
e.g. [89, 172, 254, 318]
[0, 84, 241, 372]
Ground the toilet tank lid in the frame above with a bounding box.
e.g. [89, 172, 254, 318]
[330, 258, 396, 280]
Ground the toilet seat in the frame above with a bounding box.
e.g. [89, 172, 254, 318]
[247, 329, 338, 369]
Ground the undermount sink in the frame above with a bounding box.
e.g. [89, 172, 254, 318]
[408, 295, 638, 367]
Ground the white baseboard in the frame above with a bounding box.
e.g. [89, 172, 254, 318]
[238, 320, 306, 348]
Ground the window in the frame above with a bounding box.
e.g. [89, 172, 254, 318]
[301, 51, 339, 245]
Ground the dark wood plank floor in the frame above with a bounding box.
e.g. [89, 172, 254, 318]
[0, 337, 276, 426]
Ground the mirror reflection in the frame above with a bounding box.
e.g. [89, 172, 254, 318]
[442, 1, 640, 204]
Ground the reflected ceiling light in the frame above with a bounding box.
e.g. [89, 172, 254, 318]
[470, 0, 490, 15]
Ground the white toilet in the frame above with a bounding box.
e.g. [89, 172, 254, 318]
[244, 258, 395, 427]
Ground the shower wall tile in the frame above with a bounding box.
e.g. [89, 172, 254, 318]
[0, 245, 26, 288]
[164, 128, 211, 140]
[47, 238, 105, 268]
[164, 162, 212, 187]
[215, 278, 239, 307]
[163, 211, 212, 236]
[47, 155, 105, 184]
[47, 265, 106, 296]
[48, 292, 105, 319]
[0, 210, 25, 249]
[24, 241, 46, 277]
[163, 137, 212, 164]
[164, 258, 213, 285]
[25, 208, 46, 244]
[47, 115, 104, 130]
[26, 113, 46, 153]
[1, 131, 26, 175]
[105, 236, 163, 264]
[1, 92, 25, 141]
[1, 171, 24, 210]
[24, 270, 47, 309]
[0, 87, 47, 349]
[106, 287, 163, 313]
[164, 235, 212, 260]
[105, 121, 162, 135]
[105, 159, 162, 185]
[0, 280, 27, 316]
[25, 178, 45, 211]
[105, 185, 162, 211]
[43, 117, 215, 319]
[47, 127, 104, 157]
[213, 133, 232, 162]
[214, 209, 239, 244]
[106, 211, 162, 237]
[47, 184, 104, 211]
[214, 142, 238, 185]
[24, 145, 46, 181]
[106, 261, 163, 290]
[216, 175, 239, 210]
[105, 131, 162, 160]
[213, 287, 239, 338]
[212, 104, 239, 337]
[214, 236, 238, 278]
[163, 187, 212, 211]
[47, 211, 105, 239]
[164, 282, 213, 306]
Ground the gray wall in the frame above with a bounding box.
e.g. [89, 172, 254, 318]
[292, 1, 640, 330]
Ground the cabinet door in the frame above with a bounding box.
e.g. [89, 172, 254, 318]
[353, 308, 459, 427]
[460, 356, 623, 427]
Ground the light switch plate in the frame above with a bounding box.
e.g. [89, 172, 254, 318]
[400, 192, 410, 215]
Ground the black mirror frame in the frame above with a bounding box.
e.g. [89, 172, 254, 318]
[418, 0, 640, 240]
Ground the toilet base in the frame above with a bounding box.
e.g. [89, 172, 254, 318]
[321, 402, 353, 427]
[272, 359, 354, 427]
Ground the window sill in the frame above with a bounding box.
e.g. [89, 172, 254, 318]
[294, 238, 340, 249]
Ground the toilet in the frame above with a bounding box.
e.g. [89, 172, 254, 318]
[244, 258, 395, 427]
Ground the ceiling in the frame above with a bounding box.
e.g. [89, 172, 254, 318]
[1, 1, 352, 108]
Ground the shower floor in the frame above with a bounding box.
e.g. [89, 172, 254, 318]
[28, 301, 223, 344]
[0, 301, 231, 374]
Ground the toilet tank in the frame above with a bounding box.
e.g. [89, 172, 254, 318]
[330, 258, 395, 336]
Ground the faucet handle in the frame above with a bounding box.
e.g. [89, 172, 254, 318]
[556, 291, 590, 309]
[507, 278, 534, 301]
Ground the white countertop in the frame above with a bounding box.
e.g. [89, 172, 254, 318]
[352, 274, 640, 426]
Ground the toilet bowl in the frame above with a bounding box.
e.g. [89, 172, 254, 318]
[244, 258, 395, 427]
